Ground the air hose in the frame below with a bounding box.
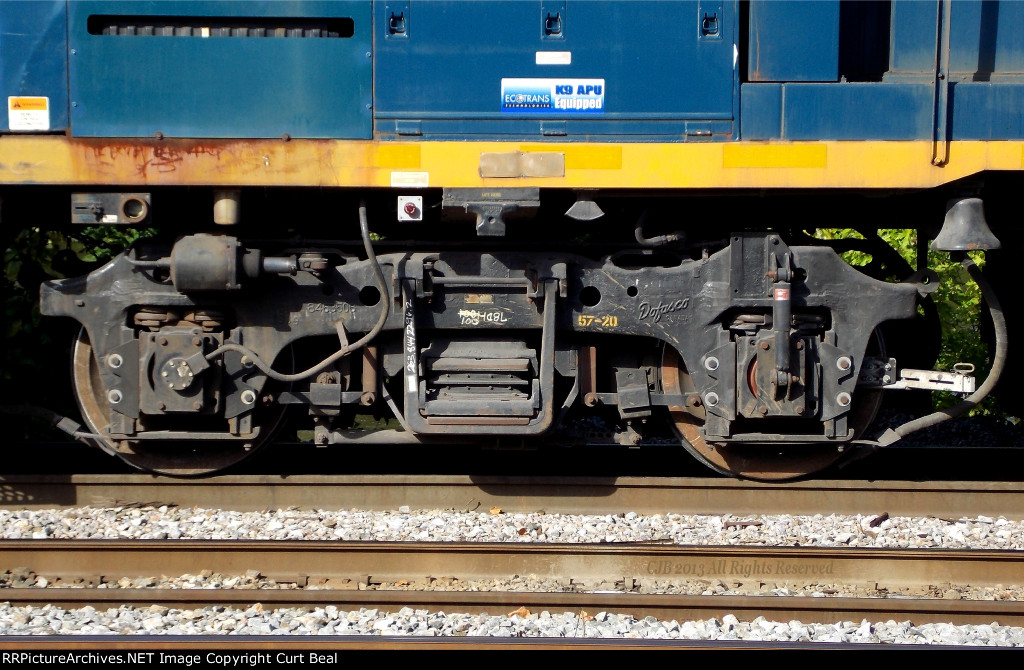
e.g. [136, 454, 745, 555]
[875, 255, 1006, 446]
[203, 202, 390, 383]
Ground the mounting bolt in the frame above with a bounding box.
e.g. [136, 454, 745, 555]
[836, 391, 852, 407]
[240, 390, 257, 405]
[704, 356, 720, 372]
[704, 392, 720, 407]
[107, 354, 123, 369]
[107, 389, 123, 404]
[836, 356, 853, 371]
[241, 356, 255, 369]
[760, 342, 770, 351]
[159, 337, 168, 346]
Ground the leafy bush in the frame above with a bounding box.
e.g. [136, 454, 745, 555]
[3, 226, 151, 431]
[815, 227, 997, 416]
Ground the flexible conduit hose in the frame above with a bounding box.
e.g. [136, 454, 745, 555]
[203, 202, 390, 383]
[634, 210, 684, 247]
[877, 255, 1006, 445]
[0, 405, 108, 448]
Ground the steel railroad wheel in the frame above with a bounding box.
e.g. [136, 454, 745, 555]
[660, 344, 883, 481]
[72, 329, 287, 477]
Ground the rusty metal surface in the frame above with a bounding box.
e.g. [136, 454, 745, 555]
[661, 346, 849, 480]
[1, 541, 1023, 626]
[3, 540, 1022, 593]
[2, 136, 1023, 190]
[1, 474, 1022, 519]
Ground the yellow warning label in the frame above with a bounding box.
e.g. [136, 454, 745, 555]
[8, 97, 48, 111]
[8, 96, 50, 131]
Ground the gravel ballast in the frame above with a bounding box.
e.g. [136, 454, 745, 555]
[1, 505, 1022, 646]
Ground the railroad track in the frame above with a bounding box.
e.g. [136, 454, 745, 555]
[1, 475, 1021, 647]
[2, 540, 1022, 626]
[2, 475, 1023, 518]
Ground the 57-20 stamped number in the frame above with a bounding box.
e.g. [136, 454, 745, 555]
[577, 314, 618, 327]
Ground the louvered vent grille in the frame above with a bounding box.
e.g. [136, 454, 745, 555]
[87, 16, 354, 38]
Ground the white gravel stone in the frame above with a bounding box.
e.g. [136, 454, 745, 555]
[1, 505, 1023, 645]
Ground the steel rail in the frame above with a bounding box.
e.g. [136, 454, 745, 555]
[2, 585, 1023, 627]
[1, 541, 1022, 625]
[1, 475, 1023, 518]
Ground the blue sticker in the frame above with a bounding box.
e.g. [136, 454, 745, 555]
[501, 78, 605, 114]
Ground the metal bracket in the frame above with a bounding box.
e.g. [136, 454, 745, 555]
[859, 358, 976, 393]
[614, 368, 652, 419]
[72, 193, 150, 225]
[442, 187, 540, 237]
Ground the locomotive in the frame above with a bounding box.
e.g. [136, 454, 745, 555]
[2, 1, 1021, 478]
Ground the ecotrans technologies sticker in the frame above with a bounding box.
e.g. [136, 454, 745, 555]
[501, 78, 604, 114]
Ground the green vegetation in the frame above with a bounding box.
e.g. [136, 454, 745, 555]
[815, 227, 996, 416]
[3, 226, 152, 431]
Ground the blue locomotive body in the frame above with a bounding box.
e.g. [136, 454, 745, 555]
[5, 1, 1024, 141]
[1, 1, 1021, 478]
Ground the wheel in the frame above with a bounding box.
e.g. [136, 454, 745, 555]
[72, 328, 288, 476]
[660, 340, 884, 481]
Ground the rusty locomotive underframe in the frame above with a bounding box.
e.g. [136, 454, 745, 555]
[39, 189, 978, 479]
